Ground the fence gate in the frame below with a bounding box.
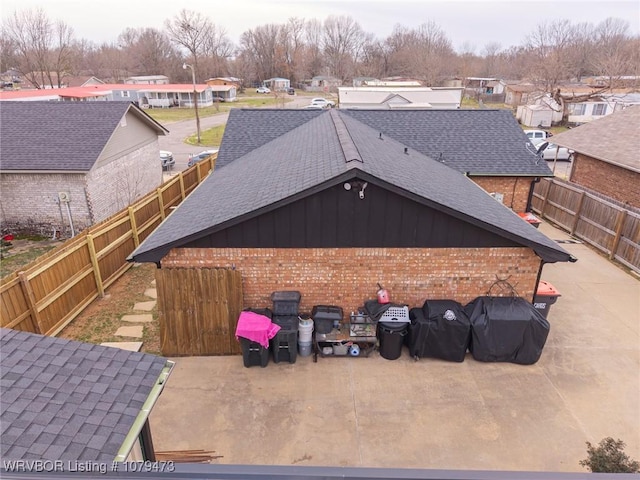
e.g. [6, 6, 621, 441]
[156, 267, 243, 356]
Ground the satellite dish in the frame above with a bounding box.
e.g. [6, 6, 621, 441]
[536, 141, 549, 155]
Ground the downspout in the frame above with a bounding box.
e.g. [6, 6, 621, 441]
[114, 360, 175, 462]
[526, 177, 541, 213]
[532, 259, 545, 303]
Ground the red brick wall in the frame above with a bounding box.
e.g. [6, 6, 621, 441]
[570, 154, 640, 209]
[471, 177, 534, 212]
[162, 247, 541, 314]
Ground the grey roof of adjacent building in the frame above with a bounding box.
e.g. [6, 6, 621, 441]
[550, 106, 640, 173]
[216, 108, 552, 177]
[0, 101, 168, 172]
[130, 109, 573, 264]
[0, 328, 169, 462]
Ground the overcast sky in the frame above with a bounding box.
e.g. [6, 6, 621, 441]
[1, 0, 639, 52]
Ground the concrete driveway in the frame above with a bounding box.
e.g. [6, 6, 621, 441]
[149, 221, 639, 473]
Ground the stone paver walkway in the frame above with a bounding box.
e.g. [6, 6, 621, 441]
[107, 274, 158, 348]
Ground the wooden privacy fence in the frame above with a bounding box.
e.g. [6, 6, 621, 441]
[0, 156, 216, 336]
[532, 178, 640, 273]
[155, 267, 243, 356]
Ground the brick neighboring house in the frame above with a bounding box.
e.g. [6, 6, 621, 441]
[0, 102, 168, 236]
[0, 328, 173, 462]
[549, 106, 640, 209]
[129, 109, 574, 354]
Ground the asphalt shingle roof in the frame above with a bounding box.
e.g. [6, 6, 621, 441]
[0, 101, 167, 172]
[0, 328, 169, 462]
[216, 108, 552, 176]
[549, 105, 640, 172]
[130, 109, 572, 264]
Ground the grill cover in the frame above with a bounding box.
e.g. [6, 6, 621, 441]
[408, 300, 470, 362]
[465, 296, 550, 365]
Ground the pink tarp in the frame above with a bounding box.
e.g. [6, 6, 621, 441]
[235, 311, 281, 348]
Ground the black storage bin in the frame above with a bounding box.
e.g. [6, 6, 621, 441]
[239, 337, 270, 368]
[271, 291, 301, 316]
[311, 305, 343, 334]
[270, 315, 299, 364]
[466, 296, 550, 365]
[377, 322, 408, 360]
[408, 300, 470, 362]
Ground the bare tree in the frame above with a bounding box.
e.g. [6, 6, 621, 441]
[525, 20, 577, 92]
[117, 27, 180, 76]
[482, 42, 502, 77]
[322, 15, 367, 82]
[239, 23, 282, 83]
[2, 8, 76, 88]
[303, 18, 324, 78]
[592, 18, 635, 86]
[164, 9, 212, 78]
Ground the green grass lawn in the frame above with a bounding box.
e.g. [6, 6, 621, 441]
[146, 95, 295, 124]
[186, 124, 226, 146]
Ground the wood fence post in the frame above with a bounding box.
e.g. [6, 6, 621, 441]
[179, 173, 186, 200]
[609, 210, 627, 260]
[157, 187, 165, 220]
[570, 191, 586, 236]
[128, 206, 140, 248]
[86, 234, 105, 297]
[18, 271, 44, 334]
[196, 164, 202, 183]
[540, 179, 552, 220]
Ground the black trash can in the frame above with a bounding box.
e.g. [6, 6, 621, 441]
[378, 322, 408, 360]
[532, 281, 561, 319]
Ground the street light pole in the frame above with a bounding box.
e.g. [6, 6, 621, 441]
[183, 62, 201, 144]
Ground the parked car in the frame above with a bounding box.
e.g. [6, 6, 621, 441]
[256, 87, 271, 94]
[524, 129, 552, 141]
[303, 104, 324, 110]
[160, 150, 175, 171]
[287, 88, 295, 95]
[310, 97, 335, 108]
[536, 142, 573, 161]
[212, 95, 226, 102]
[187, 150, 218, 167]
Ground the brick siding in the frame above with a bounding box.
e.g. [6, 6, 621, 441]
[0, 172, 91, 236]
[85, 142, 162, 224]
[163, 247, 541, 314]
[569, 154, 640, 209]
[471, 176, 534, 212]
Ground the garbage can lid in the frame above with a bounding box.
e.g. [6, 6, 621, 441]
[379, 322, 408, 332]
[537, 280, 560, 296]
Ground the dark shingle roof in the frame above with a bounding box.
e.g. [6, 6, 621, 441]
[130, 109, 572, 264]
[549, 105, 640, 172]
[0, 101, 167, 172]
[0, 328, 169, 462]
[216, 108, 552, 176]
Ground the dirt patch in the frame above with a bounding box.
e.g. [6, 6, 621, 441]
[0, 237, 61, 279]
[58, 262, 161, 355]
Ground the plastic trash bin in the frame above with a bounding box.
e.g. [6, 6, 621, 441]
[518, 212, 541, 228]
[377, 322, 408, 360]
[533, 280, 561, 319]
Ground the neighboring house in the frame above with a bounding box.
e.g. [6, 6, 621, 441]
[0, 101, 168, 235]
[125, 75, 169, 85]
[0, 328, 173, 462]
[549, 106, 640, 209]
[566, 93, 640, 124]
[504, 83, 537, 106]
[207, 84, 238, 102]
[464, 77, 498, 94]
[364, 77, 422, 87]
[129, 109, 573, 354]
[352, 76, 378, 87]
[310, 75, 342, 91]
[0, 84, 215, 108]
[263, 77, 290, 91]
[206, 76, 242, 91]
[338, 87, 463, 110]
[65, 75, 106, 87]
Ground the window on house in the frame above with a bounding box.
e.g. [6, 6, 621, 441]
[121, 91, 130, 98]
[570, 104, 586, 115]
[592, 104, 607, 116]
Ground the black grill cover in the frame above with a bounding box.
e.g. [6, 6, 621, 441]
[465, 296, 550, 365]
[407, 300, 471, 362]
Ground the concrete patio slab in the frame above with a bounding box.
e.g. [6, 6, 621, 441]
[121, 314, 154, 323]
[133, 301, 156, 312]
[149, 221, 639, 472]
[114, 325, 143, 338]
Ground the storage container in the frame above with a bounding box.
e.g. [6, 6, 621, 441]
[311, 305, 343, 334]
[239, 338, 269, 368]
[271, 291, 301, 315]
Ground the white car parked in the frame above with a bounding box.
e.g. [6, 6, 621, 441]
[256, 86, 271, 94]
[536, 142, 573, 161]
[310, 97, 335, 108]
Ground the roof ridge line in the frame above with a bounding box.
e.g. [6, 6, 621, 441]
[330, 110, 363, 163]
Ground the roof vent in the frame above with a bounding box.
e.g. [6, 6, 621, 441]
[379, 132, 383, 140]
[404, 147, 408, 154]
[330, 110, 363, 163]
